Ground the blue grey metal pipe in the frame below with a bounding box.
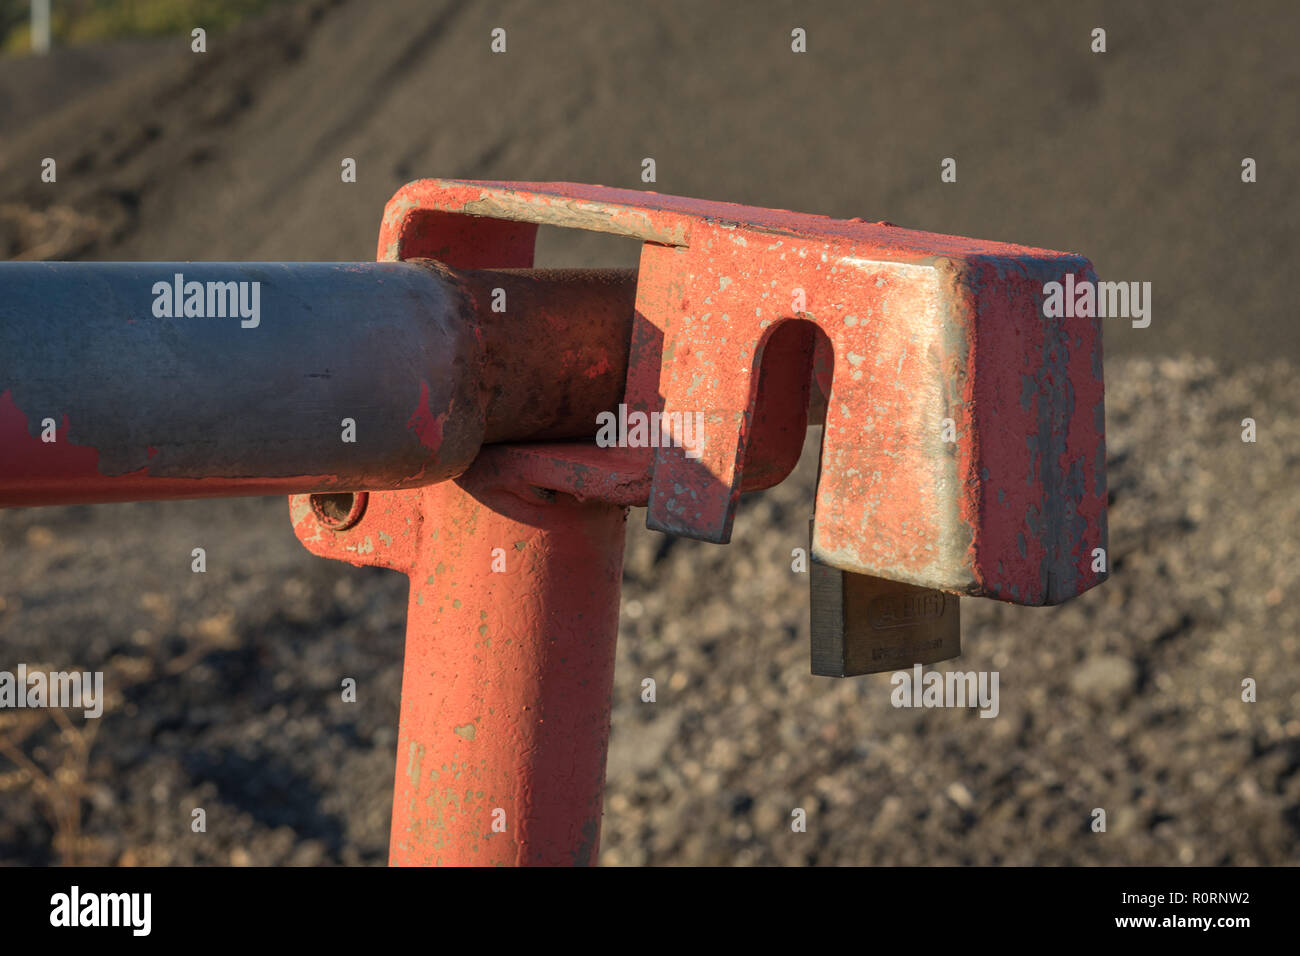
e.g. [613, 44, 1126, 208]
[0, 261, 487, 505]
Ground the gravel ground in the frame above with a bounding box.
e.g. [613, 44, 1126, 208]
[1, 354, 1296, 865]
[604, 355, 1300, 866]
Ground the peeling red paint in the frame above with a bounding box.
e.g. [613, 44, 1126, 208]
[0, 390, 339, 506]
[374, 180, 1106, 606]
[406, 380, 447, 452]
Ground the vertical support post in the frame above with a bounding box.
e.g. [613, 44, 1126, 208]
[31, 0, 50, 54]
[388, 465, 627, 866]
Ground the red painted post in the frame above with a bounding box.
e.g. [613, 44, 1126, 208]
[388, 466, 625, 866]
[291, 445, 633, 866]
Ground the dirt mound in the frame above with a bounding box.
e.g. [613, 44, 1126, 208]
[2, 0, 1297, 361]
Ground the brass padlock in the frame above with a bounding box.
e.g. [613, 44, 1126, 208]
[809, 523, 961, 676]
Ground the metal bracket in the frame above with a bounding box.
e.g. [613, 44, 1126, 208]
[373, 179, 1108, 605]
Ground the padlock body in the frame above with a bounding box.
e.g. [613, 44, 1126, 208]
[811, 562, 961, 677]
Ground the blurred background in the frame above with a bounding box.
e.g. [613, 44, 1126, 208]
[0, 0, 1296, 865]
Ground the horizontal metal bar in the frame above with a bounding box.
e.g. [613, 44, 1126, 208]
[0, 262, 635, 507]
